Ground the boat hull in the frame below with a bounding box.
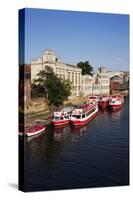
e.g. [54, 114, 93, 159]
[108, 95, 124, 111]
[53, 119, 69, 126]
[99, 101, 108, 109]
[26, 127, 46, 137]
[108, 102, 123, 110]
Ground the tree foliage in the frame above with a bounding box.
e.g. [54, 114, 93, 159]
[77, 61, 93, 76]
[34, 66, 72, 107]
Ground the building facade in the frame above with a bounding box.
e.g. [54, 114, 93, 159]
[81, 75, 93, 96]
[97, 67, 124, 79]
[31, 50, 110, 97]
[94, 67, 110, 95]
[31, 49, 82, 97]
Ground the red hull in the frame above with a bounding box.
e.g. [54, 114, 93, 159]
[108, 102, 123, 110]
[26, 125, 46, 137]
[53, 119, 69, 126]
[99, 101, 108, 109]
[70, 112, 98, 126]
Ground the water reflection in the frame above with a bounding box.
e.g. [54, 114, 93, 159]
[26, 131, 44, 142]
[53, 125, 70, 142]
[107, 107, 123, 121]
[24, 123, 90, 170]
[71, 124, 88, 136]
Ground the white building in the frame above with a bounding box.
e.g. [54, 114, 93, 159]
[31, 49, 82, 97]
[81, 75, 93, 96]
[106, 71, 124, 78]
[97, 66, 124, 78]
[94, 67, 110, 94]
[31, 50, 110, 97]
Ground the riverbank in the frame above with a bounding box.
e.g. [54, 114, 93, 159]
[24, 96, 90, 127]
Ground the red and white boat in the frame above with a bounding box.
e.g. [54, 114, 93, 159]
[88, 96, 99, 104]
[25, 125, 46, 137]
[98, 96, 110, 109]
[70, 104, 98, 126]
[19, 125, 46, 137]
[108, 95, 124, 110]
[52, 107, 73, 126]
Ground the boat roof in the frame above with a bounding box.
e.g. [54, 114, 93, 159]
[77, 104, 96, 110]
[61, 106, 74, 113]
[72, 104, 96, 115]
[54, 111, 63, 116]
[54, 111, 68, 116]
[112, 95, 122, 97]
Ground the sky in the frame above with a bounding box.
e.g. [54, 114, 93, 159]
[23, 8, 129, 71]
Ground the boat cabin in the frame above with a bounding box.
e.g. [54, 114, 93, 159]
[88, 96, 99, 104]
[53, 112, 70, 121]
[71, 104, 97, 119]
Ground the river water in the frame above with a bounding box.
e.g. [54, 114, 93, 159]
[22, 97, 129, 191]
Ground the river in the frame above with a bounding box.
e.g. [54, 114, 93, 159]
[22, 97, 129, 191]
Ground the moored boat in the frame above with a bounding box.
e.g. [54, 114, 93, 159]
[52, 111, 70, 126]
[108, 95, 124, 110]
[52, 107, 74, 126]
[88, 96, 99, 104]
[70, 104, 98, 126]
[25, 125, 46, 137]
[98, 96, 110, 109]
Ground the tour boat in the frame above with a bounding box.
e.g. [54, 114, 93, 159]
[88, 96, 99, 104]
[108, 95, 124, 110]
[25, 125, 46, 137]
[70, 104, 98, 126]
[52, 107, 73, 126]
[98, 96, 110, 109]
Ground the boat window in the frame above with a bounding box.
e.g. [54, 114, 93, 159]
[90, 97, 96, 99]
[86, 108, 96, 116]
[82, 114, 85, 118]
[72, 115, 81, 119]
[54, 116, 60, 121]
[64, 115, 69, 119]
[60, 117, 64, 120]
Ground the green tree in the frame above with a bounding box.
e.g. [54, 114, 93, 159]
[77, 61, 93, 76]
[34, 66, 72, 108]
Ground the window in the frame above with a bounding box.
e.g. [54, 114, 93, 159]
[72, 72, 74, 82]
[67, 72, 71, 80]
[72, 115, 81, 119]
[86, 108, 96, 116]
[64, 115, 69, 119]
[78, 74, 80, 83]
[75, 73, 77, 83]
[54, 116, 60, 121]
